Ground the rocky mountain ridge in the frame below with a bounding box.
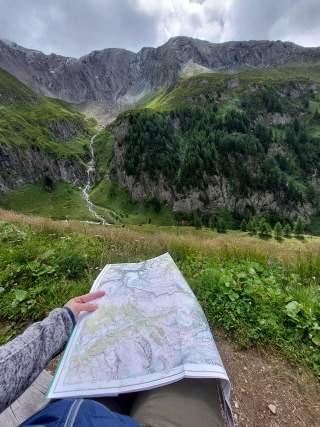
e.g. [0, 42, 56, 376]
[1, 37, 320, 117]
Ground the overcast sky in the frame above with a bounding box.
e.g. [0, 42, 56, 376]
[0, 0, 319, 57]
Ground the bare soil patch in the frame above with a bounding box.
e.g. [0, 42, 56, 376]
[215, 330, 320, 427]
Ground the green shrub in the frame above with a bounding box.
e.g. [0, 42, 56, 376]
[183, 256, 320, 377]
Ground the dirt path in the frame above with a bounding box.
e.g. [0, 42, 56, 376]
[215, 330, 320, 427]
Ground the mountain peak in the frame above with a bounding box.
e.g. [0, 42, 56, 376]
[1, 36, 320, 108]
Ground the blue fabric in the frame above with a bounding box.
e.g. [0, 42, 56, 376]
[20, 398, 141, 427]
[64, 307, 76, 328]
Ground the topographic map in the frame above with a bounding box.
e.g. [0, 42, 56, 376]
[48, 253, 232, 420]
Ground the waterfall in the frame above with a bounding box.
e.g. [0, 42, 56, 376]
[82, 134, 106, 225]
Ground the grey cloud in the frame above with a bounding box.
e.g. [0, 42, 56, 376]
[0, 0, 158, 57]
[281, 0, 320, 35]
[189, 13, 202, 28]
[226, 0, 292, 41]
[226, 0, 320, 46]
[0, 0, 320, 57]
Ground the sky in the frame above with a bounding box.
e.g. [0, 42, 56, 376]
[0, 0, 320, 57]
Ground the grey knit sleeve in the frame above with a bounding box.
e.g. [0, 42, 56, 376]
[0, 307, 74, 413]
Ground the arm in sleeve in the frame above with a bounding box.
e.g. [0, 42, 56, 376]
[0, 307, 75, 412]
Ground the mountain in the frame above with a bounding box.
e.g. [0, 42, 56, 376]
[96, 65, 320, 224]
[2, 37, 320, 226]
[2, 37, 320, 123]
[0, 68, 91, 192]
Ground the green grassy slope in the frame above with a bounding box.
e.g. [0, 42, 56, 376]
[90, 178, 175, 225]
[0, 68, 99, 221]
[143, 65, 320, 112]
[0, 68, 92, 161]
[93, 130, 115, 175]
[0, 181, 96, 221]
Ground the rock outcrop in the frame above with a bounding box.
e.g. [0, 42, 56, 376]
[0, 143, 86, 192]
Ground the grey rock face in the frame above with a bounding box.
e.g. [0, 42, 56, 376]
[1, 37, 320, 108]
[0, 40, 135, 105]
[0, 143, 86, 192]
[41, 118, 87, 141]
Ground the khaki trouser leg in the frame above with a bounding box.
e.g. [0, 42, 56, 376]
[130, 379, 225, 427]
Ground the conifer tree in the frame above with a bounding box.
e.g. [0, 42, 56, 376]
[216, 217, 227, 233]
[283, 224, 291, 238]
[250, 218, 257, 234]
[294, 216, 304, 237]
[258, 219, 272, 238]
[193, 212, 202, 229]
[274, 222, 283, 240]
[240, 219, 247, 232]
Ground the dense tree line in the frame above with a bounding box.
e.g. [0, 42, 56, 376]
[117, 89, 320, 221]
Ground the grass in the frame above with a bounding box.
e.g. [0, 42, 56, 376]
[142, 64, 320, 112]
[0, 68, 38, 103]
[0, 68, 93, 162]
[0, 209, 319, 379]
[0, 98, 91, 161]
[0, 182, 96, 221]
[90, 178, 175, 225]
[92, 130, 115, 175]
[0, 176, 176, 226]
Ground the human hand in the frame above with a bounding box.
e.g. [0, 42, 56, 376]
[65, 290, 105, 318]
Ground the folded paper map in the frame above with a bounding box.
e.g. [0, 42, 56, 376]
[48, 253, 233, 422]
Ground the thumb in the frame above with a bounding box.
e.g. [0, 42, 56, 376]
[79, 303, 99, 313]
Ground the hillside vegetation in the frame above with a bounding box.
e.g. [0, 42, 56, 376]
[0, 209, 319, 379]
[0, 68, 92, 160]
[105, 65, 320, 228]
[0, 182, 97, 221]
[0, 70, 176, 225]
[0, 68, 99, 220]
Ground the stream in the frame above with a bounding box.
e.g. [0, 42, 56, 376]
[82, 133, 107, 225]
